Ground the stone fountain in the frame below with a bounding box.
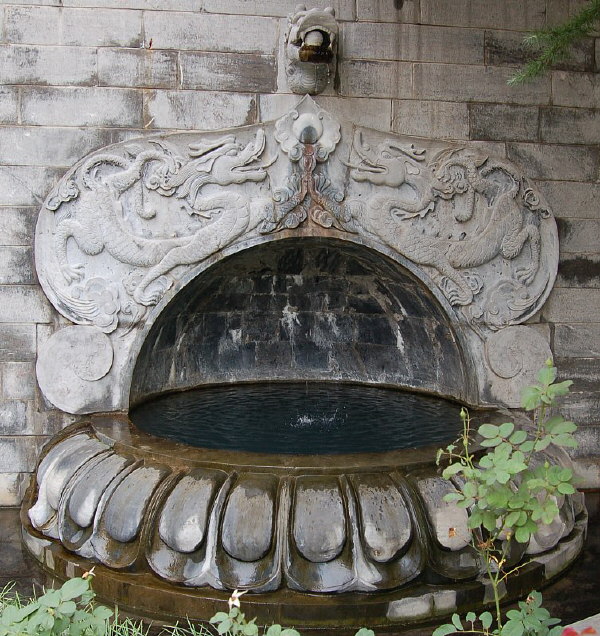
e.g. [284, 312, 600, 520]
[23, 94, 586, 630]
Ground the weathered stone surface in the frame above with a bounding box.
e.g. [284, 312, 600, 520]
[1, 362, 36, 400]
[0, 400, 32, 434]
[507, 143, 600, 181]
[221, 474, 277, 562]
[158, 469, 225, 553]
[356, 0, 419, 22]
[538, 181, 600, 220]
[62, 8, 142, 47]
[0, 87, 18, 124]
[469, 103, 539, 142]
[144, 12, 277, 54]
[180, 52, 276, 93]
[555, 324, 600, 358]
[0, 127, 125, 167]
[0, 209, 37, 247]
[4, 6, 61, 44]
[556, 358, 600, 393]
[144, 90, 256, 130]
[414, 63, 551, 104]
[259, 95, 391, 131]
[542, 288, 600, 323]
[0, 45, 97, 86]
[342, 23, 484, 64]
[200, 0, 355, 19]
[0, 472, 27, 506]
[21, 87, 143, 128]
[0, 247, 34, 284]
[0, 325, 36, 362]
[420, 0, 546, 30]
[485, 30, 594, 72]
[540, 107, 600, 145]
[552, 71, 600, 109]
[36, 326, 114, 413]
[339, 60, 412, 98]
[102, 466, 166, 543]
[0, 286, 52, 323]
[485, 326, 552, 407]
[557, 255, 600, 289]
[98, 48, 177, 89]
[0, 436, 44, 473]
[558, 219, 600, 255]
[393, 100, 469, 139]
[0, 166, 63, 206]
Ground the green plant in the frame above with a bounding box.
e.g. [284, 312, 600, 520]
[434, 360, 578, 636]
[206, 591, 374, 636]
[509, 0, 600, 84]
[0, 571, 113, 636]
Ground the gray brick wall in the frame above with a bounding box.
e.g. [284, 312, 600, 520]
[0, 0, 599, 503]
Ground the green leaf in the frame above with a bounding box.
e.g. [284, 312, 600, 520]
[553, 434, 578, 448]
[243, 623, 258, 636]
[509, 430, 528, 445]
[521, 386, 542, 411]
[442, 464, 464, 479]
[432, 624, 457, 636]
[463, 482, 478, 498]
[217, 618, 233, 635]
[534, 438, 551, 451]
[58, 578, 90, 602]
[210, 612, 230, 624]
[505, 510, 521, 527]
[465, 612, 476, 623]
[549, 380, 572, 396]
[451, 613, 463, 630]
[443, 492, 464, 503]
[280, 630, 302, 636]
[479, 612, 493, 630]
[354, 630, 376, 636]
[501, 619, 525, 636]
[515, 526, 531, 543]
[557, 482, 575, 495]
[265, 626, 282, 636]
[499, 422, 515, 438]
[537, 364, 557, 386]
[480, 437, 503, 448]
[478, 424, 500, 439]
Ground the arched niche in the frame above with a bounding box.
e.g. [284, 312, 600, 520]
[130, 238, 474, 405]
[34, 97, 558, 414]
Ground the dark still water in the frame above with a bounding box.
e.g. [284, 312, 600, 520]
[130, 383, 464, 455]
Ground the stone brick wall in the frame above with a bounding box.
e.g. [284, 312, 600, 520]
[1, 0, 599, 504]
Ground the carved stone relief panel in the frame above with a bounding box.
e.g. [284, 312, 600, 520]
[35, 97, 559, 413]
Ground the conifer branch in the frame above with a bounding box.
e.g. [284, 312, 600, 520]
[508, 0, 600, 85]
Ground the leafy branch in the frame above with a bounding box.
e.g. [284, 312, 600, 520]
[509, 0, 600, 84]
[434, 360, 578, 636]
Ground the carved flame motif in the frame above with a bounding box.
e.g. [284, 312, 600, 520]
[261, 99, 355, 234]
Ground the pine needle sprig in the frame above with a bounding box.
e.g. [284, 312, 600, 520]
[508, 0, 600, 85]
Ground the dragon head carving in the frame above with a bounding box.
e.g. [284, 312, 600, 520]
[348, 131, 427, 188]
[285, 5, 338, 95]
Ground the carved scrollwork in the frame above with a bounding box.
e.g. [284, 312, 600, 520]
[349, 135, 557, 330]
[35, 97, 560, 414]
[38, 130, 273, 330]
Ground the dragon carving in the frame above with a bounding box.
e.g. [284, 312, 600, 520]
[350, 135, 548, 311]
[46, 130, 271, 327]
